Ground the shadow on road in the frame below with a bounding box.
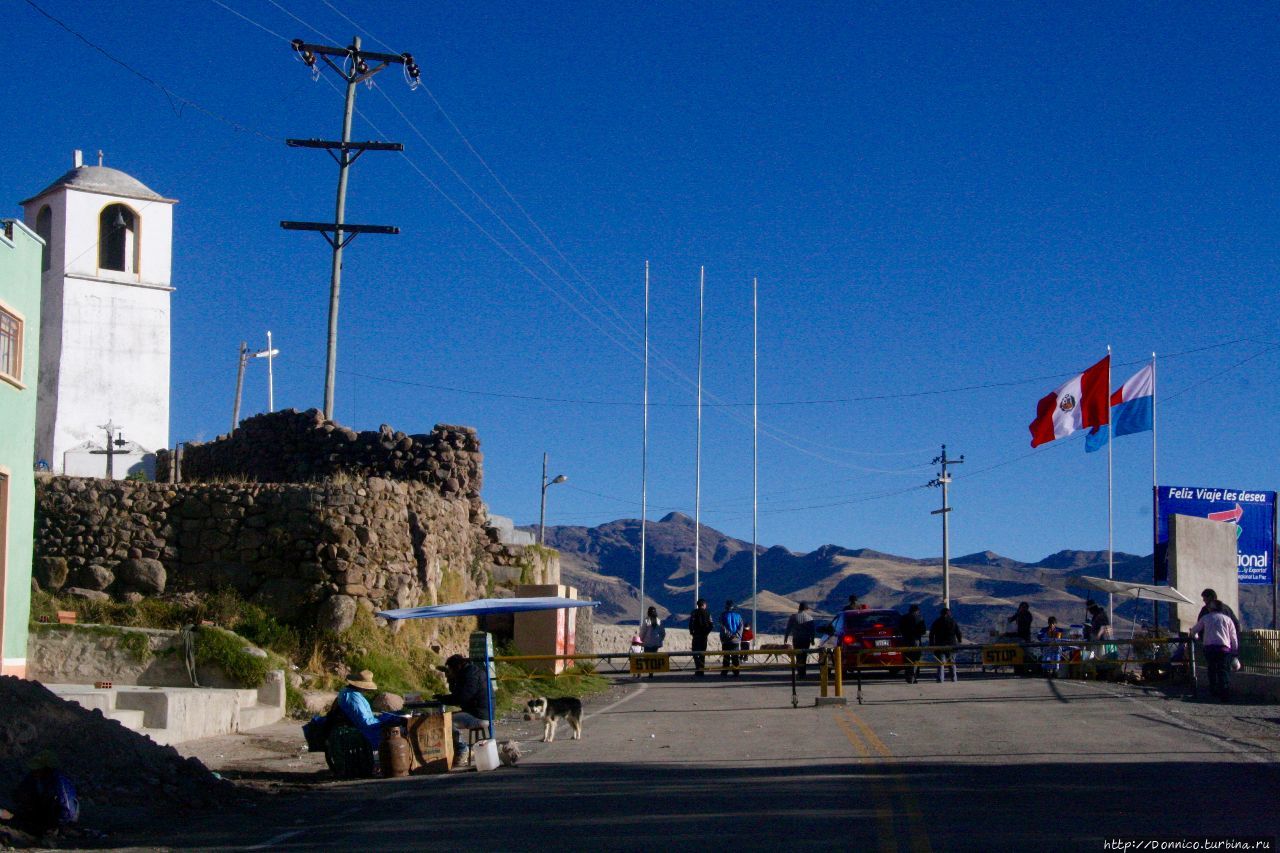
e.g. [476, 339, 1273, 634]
[106, 755, 1280, 851]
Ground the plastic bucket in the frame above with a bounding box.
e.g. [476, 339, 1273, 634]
[473, 738, 500, 772]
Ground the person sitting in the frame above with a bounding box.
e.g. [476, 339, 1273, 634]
[328, 669, 404, 751]
[1038, 616, 1065, 677]
[435, 654, 491, 767]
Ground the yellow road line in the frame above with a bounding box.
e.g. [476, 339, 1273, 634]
[834, 711, 897, 853]
[844, 709, 933, 853]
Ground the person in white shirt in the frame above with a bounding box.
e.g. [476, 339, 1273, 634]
[1190, 599, 1240, 702]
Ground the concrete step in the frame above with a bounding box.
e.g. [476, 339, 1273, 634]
[239, 703, 285, 732]
[40, 671, 287, 744]
[104, 708, 146, 730]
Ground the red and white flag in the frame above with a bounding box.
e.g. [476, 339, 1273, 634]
[1028, 355, 1110, 448]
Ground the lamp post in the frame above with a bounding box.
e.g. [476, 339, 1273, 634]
[232, 336, 282, 431]
[538, 452, 567, 547]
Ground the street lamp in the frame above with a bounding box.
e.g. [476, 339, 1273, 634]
[538, 452, 568, 547]
[232, 335, 282, 432]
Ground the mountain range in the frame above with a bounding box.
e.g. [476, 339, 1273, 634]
[531, 512, 1271, 635]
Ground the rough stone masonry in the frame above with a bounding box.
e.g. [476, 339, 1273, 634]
[34, 410, 544, 633]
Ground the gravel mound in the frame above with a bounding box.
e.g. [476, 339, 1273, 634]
[0, 676, 238, 834]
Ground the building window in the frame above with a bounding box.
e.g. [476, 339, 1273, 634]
[99, 204, 138, 273]
[0, 306, 21, 384]
[35, 206, 52, 272]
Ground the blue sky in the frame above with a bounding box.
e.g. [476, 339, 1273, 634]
[5, 1, 1278, 562]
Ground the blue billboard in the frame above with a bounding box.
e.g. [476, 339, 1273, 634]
[1155, 485, 1276, 586]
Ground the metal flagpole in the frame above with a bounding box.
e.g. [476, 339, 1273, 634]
[695, 266, 704, 605]
[751, 276, 759, 638]
[1151, 352, 1158, 628]
[1107, 345, 1114, 625]
[639, 261, 649, 628]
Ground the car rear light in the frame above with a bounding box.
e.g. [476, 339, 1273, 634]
[841, 635, 855, 645]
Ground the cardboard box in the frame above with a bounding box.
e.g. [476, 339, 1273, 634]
[408, 711, 453, 774]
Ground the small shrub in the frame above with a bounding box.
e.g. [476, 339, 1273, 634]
[194, 626, 271, 688]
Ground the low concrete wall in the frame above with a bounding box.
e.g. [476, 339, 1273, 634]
[29, 623, 270, 689]
[46, 672, 286, 745]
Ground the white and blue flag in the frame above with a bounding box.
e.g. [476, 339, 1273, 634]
[1085, 364, 1154, 453]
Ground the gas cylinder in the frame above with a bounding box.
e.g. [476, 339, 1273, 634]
[379, 726, 412, 778]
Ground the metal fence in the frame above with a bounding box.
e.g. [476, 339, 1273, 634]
[1239, 631, 1280, 676]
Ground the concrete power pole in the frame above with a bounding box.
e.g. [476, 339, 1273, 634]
[232, 341, 248, 432]
[929, 444, 964, 608]
[281, 38, 420, 420]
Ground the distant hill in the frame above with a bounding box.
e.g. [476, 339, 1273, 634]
[530, 514, 1271, 634]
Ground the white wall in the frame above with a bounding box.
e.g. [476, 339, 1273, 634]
[51, 279, 170, 466]
[23, 184, 174, 475]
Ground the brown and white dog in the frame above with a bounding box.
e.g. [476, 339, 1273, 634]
[523, 696, 583, 742]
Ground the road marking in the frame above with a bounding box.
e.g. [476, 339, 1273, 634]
[245, 828, 306, 849]
[1072, 680, 1276, 765]
[834, 711, 897, 853]
[844, 709, 933, 853]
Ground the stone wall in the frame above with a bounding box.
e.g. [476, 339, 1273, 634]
[156, 410, 482, 504]
[32, 474, 530, 633]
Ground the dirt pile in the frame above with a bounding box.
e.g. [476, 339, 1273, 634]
[0, 677, 240, 834]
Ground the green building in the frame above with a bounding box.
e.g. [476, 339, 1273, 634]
[1, 217, 43, 678]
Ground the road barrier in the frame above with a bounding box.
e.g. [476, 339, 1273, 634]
[492, 635, 1208, 707]
[840, 636, 1196, 704]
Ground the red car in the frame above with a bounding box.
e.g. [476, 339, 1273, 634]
[820, 607, 906, 674]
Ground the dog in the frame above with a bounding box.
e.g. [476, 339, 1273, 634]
[523, 696, 583, 743]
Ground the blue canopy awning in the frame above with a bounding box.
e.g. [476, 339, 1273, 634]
[376, 597, 599, 621]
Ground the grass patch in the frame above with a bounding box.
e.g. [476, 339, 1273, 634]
[492, 661, 609, 716]
[193, 625, 287, 688]
[319, 608, 447, 696]
[31, 587, 301, 661]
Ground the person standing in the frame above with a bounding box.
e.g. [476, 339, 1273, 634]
[784, 602, 817, 679]
[1007, 602, 1033, 642]
[638, 606, 666, 680]
[929, 607, 963, 683]
[899, 604, 927, 683]
[1198, 589, 1241, 635]
[1086, 602, 1112, 643]
[720, 600, 745, 677]
[1190, 599, 1240, 702]
[688, 598, 715, 677]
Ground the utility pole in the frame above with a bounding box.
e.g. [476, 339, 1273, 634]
[281, 37, 419, 420]
[538, 452, 567, 547]
[929, 444, 964, 608]
[232, 341, 248, 432]
[232, 338, 282, 432]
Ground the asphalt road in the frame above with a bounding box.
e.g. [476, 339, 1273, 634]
[144, 670, 1280, 851]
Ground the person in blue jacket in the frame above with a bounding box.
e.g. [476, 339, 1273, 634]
[330, 669, 403, 750]
[720, 600, 745, 677]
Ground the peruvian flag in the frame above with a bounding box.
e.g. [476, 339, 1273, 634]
[1028, 355, 1110, 448]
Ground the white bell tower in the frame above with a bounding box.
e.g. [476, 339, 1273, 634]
[21, 151, 177, 478]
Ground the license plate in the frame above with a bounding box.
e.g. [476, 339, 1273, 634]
[873, 639, 890, 647]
